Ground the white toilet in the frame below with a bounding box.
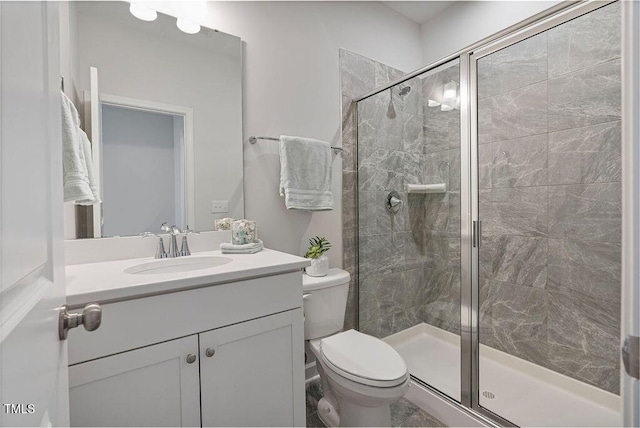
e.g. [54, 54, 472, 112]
[303, 268, 410, 427]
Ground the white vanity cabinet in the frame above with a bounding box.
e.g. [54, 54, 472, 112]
[66, 269, 306, 427]
[69, 335, 201, 427]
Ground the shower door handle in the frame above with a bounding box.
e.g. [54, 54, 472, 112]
[472, 221, 482, 248]
[622, 335, 640, 379]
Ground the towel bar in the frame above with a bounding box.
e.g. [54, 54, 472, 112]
[249, 136, 343, 153]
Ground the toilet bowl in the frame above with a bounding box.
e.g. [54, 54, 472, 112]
[303, 269, 410, 427]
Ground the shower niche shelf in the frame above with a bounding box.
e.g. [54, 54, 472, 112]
[406, 183, 447, 194]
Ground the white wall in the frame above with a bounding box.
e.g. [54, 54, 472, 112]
[420, 1, 562, 65]
[149, 1, 423, 266]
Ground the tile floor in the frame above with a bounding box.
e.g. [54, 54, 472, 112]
[305, 379, 446, 427]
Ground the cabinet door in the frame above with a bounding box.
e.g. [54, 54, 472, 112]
[69, 335, 200, 427]
[200, 309, 305, 427]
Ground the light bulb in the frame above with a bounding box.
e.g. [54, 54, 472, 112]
[443, 81, 457, 103]
[129, 3, 157, 21]
[177, 18, 201, 34]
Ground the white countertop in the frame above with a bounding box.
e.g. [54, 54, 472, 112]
[65, 248, 310, 307]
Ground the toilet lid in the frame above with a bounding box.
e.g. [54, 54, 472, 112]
[320, 330, 407, 386]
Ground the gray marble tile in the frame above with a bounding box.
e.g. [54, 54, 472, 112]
[548, 238, 620, 304]
[423, 192, 449, 232]
[342, 191, 356, 232]
[391, 398, 447, 427]
[548, 120, 621, 185]
[375, 62, 405, 88]
[480, 235, 548, 289]
[403, 151, 424, 189]
[448, 149, 461, 191]
[339, 49, 376, 99]
[548, 1, 620, 78]
[341, 96, 357, 170]
[424, 107, 460, 154]
[423, 269, 460, 334]
[398, 230, 428, 266]
[479, 134, 548, 189]
[357, 99, 404, 151]
[548, 182, 621, 243]
[424, 230, 452, 270]
[548, 59, 621, 132]
[478, 32, 547, 100]
[481, 280, 549, 366]
[481, 187, 548, 238]
[358, 147, 404, 191]
[403, 113, 425, 155]
[489, 80, 548, 142]
[358, 233, 402, 276]
[547, 290, 620, 372]
[423, 150, 450, 190]
[547, 342, 619, 395]
[478, 97, 493, 145]
[447, 191, 461, 235]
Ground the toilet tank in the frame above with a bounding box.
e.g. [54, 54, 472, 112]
[302, 268, 351, 340]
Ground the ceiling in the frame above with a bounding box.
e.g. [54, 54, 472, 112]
[382, 1, 455, 25]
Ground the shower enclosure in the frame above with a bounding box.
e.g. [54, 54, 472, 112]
[353, 2, 623, 426]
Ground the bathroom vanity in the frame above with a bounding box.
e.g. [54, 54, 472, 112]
[65, 248, 309, 427]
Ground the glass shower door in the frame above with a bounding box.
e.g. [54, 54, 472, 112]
[474, 2, 622, 426]
[356, 58, 462, 402]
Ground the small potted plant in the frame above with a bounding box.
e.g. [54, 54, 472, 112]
[304, 236, 331, 277]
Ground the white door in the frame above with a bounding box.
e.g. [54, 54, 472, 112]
[199, 309, 305, 427]
[0, 2, 69, 426]
[68, 335, 200, 427]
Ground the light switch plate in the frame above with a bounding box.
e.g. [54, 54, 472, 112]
[211, 200, 229, 213]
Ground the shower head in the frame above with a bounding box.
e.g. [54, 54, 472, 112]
[398, 86, 411, 97]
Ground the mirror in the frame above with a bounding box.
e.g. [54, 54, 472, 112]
[66, 1, 243, 238]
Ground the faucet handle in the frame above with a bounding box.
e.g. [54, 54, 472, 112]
[141, 232, 168, 259]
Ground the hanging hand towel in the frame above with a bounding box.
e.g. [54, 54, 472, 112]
[61, 91, 100, 205]
[279, 135, 333, 210]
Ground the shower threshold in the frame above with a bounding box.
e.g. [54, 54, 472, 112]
[384, 323, 621, 427]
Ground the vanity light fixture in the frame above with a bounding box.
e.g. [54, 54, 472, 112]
[177, 18, 201, 34]
[427, 99, 441, 107]
[129, 2, 157, 21]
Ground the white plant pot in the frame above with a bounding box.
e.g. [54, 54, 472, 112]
[305, 255, 329, 277]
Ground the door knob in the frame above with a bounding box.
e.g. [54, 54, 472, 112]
[205, 348, 215, 358]
[186, 354, 197, 364]
[58, 303, 102, 340]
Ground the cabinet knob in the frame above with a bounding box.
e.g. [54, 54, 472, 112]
[186, 353, 197, 364]
[205, 348, 215, 358]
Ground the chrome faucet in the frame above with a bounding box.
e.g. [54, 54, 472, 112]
[161, 223, 183, 258]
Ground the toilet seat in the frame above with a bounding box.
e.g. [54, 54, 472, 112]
[319, 330, 408, 388]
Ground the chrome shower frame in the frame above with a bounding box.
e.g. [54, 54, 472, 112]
[352, 1, 620, 425]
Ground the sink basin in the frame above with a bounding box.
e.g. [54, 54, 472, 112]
[124, 256, 233, 275]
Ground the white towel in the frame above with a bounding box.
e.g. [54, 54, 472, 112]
[279, 135, 333, 210]
[220, 239, 264, 254]
[61, 91, 100, 205]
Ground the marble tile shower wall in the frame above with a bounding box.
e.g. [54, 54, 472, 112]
[341, 49, 463, 340]
[340, 49, 411, 331]
[477, 2, 621, 394]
